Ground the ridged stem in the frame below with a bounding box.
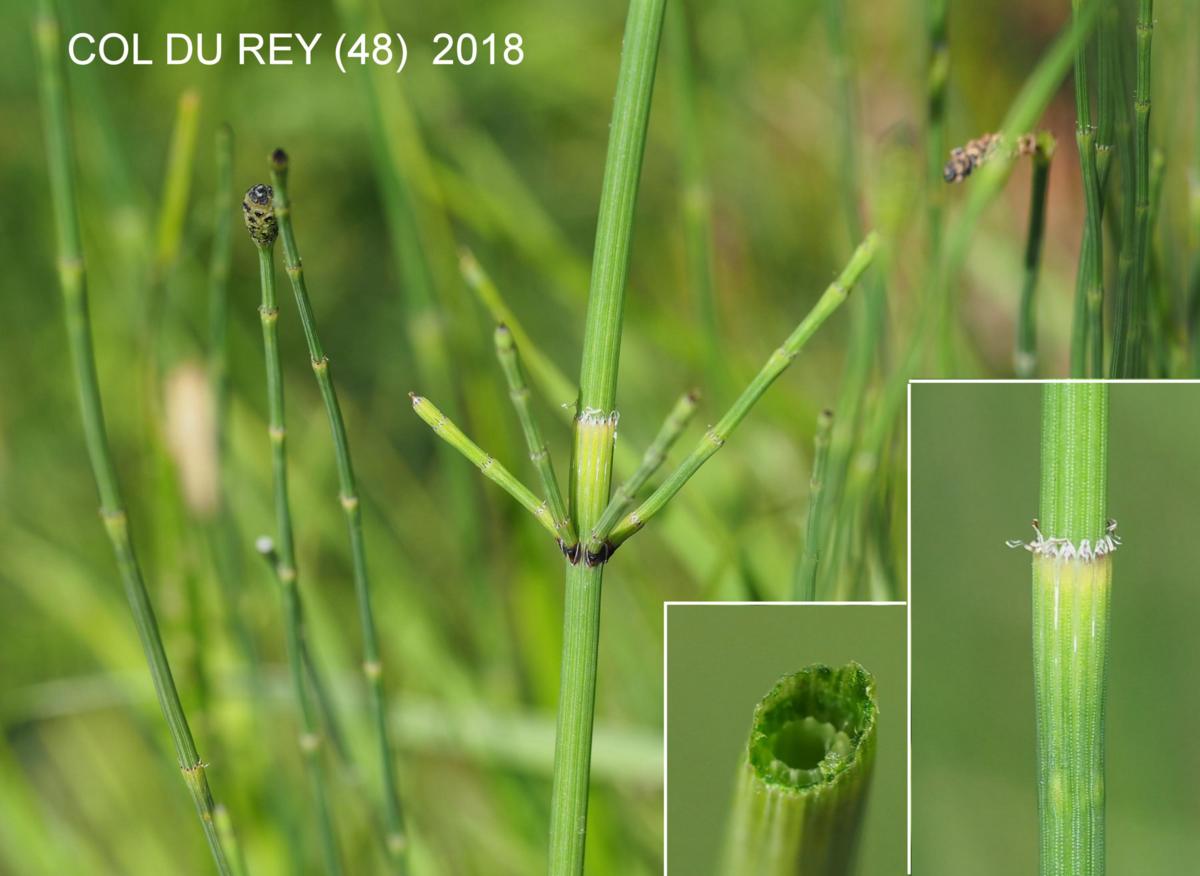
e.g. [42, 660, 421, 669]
[253, 241, 342, 876]
[1032, 555, 1111, 876]
[720, 664, 878, 875]
[548, 0, 667, 871]
[1039, 383, 1108, 544]
[34, 5, 236, 872]
[1033, 381, 1111, 876]
[602, 234, 878, 556]
[268, 151, 409, 864]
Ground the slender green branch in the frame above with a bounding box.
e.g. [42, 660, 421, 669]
[549, 0, 667, 871]
[34, 5, 236, 872]
[495, 324, 577, 552]
[719, 664, 878, 875]
[1017, 136, 1055, 378]
[267, 150, 409, 865]
[1028, 382, 1111, 876]
[585, 389, 698, 559]
[243, 191, 342, 875]
[410, 393, 562, 543]
[601, 233, 878, 558]
[794, 409, 834, 600]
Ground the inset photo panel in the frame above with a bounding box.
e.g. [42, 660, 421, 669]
[665, 602, 907, 875]
[911, 381, 1200, 873]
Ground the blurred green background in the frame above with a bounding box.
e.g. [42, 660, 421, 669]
[666, 604, 906, 874]
[912, 383, 1200, 873]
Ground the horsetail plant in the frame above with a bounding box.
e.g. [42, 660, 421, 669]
[266, 150, 410, 867]
[1008, 383, 1113, 875]
[719, 663, 878, 876]
[242, 184, 343, 876]
[34, 3, 239, 872]
[413, 13, 878, 868]
[405, 1, 881, 869]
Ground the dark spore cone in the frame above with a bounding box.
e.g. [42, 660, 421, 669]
[242, 183, 278, 248]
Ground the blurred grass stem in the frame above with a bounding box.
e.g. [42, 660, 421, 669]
[268, 150, 409, 866]
[34, 3, 237, 871]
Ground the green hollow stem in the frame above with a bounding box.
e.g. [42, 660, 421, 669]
[410, 393, 562, 542]
[268, 151, 409, 865]
[548, 0, 667, 871]
[794, 410, 834, 601]
[602, 233, 878, 556]
[1032, 382, 1111, 876]
[495, 324, 577, 551]
[1017, 137, 1055, 378]
[585, 390, 699, 558]
[34, 5, 236, 873]
[253, 241, 343, 876]
[719, 664, 878, 876]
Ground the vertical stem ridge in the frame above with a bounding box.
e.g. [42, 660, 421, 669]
[1033, 382, 1110, 876]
